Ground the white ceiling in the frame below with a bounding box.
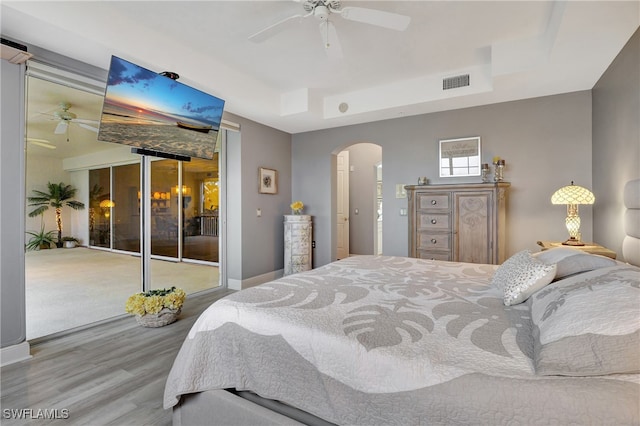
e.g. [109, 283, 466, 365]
[2, 0, 639, 141]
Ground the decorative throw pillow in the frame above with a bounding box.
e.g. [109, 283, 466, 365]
[533, 247, 616, 279]
[491, 250, 557, 306]
[531, 264, 640, 376]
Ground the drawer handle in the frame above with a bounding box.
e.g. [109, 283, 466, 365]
[431, 219, 437, 224]
[431, 238, 437, 244]
[431, 200, 437, 205]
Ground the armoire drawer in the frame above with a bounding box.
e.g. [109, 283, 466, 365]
[417, 232, 450, 250]
[417, 250, 451, 261]
[417, 194, 450, 210]
[417, 212, 451, 230]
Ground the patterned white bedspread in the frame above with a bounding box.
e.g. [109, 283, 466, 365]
[164, 256, 638, 425]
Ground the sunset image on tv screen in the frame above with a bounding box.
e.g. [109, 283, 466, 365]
[98, 56, 225, 160]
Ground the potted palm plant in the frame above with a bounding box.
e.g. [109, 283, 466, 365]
[26, 225, 56, 251]
[27, 182, 85, 248]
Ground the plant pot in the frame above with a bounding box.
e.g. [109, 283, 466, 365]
[135, 308, 181, 328]
[64, 241, 77, 248]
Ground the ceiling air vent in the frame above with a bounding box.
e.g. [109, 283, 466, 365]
[443, 74, 470, 91]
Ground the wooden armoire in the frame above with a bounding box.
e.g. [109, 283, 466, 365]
[406, 182, 510, 264]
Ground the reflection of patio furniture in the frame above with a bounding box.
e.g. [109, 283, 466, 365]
[154, 215, 178, 239]
[200, 215, 218, 237]
[185, 217, 200, 237]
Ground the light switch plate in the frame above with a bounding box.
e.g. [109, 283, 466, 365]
[396, 184, 407, 198]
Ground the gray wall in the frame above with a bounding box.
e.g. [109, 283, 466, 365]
[1, 59, 27, 348]
[345, 143, 382, 255]
[592, 28, 640, 261]
[224, 111, 292, 284]
[293, 91, 593, 267]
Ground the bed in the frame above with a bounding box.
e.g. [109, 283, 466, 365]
[164, 249, 640, 425]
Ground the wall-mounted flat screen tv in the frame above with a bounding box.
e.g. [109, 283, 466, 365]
[98, 55, 225, 160]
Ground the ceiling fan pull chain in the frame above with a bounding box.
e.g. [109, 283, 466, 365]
[325, 19, 330, 49]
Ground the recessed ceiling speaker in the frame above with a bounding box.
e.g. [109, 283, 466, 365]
[338, 102, 349, 113]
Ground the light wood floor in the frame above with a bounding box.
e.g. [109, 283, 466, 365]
[1, 289, 234, 426]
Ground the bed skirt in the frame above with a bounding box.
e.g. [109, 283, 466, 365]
[173, 389, 335, 426]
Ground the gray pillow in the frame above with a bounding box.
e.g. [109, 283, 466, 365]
[533, 247, 616, 279]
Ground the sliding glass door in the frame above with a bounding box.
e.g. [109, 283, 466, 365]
[88, 168, 110, 248]
[183, 156, 219, 263]
[88, 163, 141, 252]
[88, 155, 220, 293]
[150, 160, 179, 259]
[113, 163, 141, 252]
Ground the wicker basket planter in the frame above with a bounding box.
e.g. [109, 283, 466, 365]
[125, 287, 186, 328]
[135, 307, 181, 328]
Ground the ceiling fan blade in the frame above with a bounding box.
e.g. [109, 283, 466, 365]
[27, 138, 56, 149]
[339, 7, 410, 31]
[249, 14, 305, 42]
[72, 118, 100, 125]
[76, 122, 99, 133]
[319, 21, 343, 60]
[54, 121, 68, 134]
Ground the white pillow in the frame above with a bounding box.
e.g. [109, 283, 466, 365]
[531, 264, 640, 376]
[533, 247, 616, 279]
[492, 250, 557, 306]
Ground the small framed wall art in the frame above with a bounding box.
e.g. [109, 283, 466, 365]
[259, 167, 278, 194]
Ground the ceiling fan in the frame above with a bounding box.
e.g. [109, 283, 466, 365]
[50, 102, 100, 135]
[248, 0, 411, 59]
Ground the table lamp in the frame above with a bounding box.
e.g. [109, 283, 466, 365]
[551, 181, 595, 246]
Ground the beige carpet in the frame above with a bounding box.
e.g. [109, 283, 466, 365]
[25, 247, 219, 339]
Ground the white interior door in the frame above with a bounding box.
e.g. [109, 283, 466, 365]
[336, 151, 349, 259]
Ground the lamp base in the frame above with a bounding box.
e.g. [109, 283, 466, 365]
[562, 237, 585, 246]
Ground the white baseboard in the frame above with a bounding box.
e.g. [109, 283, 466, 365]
[228, 269, 284, 291]
[1, 341, 31, 367]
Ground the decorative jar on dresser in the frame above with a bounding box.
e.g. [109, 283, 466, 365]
[406, 182, 510, 265]
[284, 215, 313, 275]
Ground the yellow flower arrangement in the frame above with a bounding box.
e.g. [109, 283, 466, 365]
[290, 200, 304, 214]
[125, 287, 186, 316]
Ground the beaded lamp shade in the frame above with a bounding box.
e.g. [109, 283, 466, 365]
[551, 182, 595, 246]
[551, 182, 595, 205]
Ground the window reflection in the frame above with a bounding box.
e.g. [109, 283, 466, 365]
[183, 156, 219, 263]
[89, 168, 111, 248]
[87, 157, 218, 263]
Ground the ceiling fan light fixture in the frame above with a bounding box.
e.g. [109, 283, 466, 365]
[54, 110, 77, 121]
[54, 102, 77, 121]
[314, 5, 329, 21]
